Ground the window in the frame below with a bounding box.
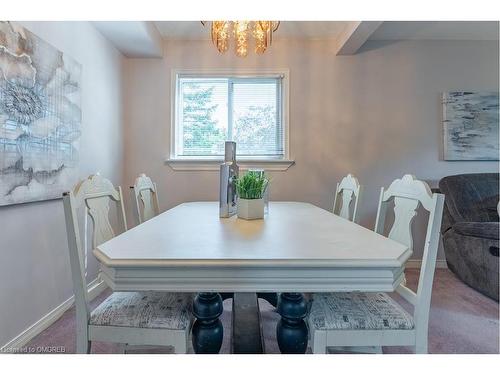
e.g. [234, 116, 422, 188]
[171, 71, 290, 168]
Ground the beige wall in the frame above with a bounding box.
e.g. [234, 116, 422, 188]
[0, 22, 124, 347]
[123, 38, 499, 261]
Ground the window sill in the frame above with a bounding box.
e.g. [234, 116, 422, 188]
[165, 158, 295, 171]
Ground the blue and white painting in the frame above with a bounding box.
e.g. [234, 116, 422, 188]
[442, 91, 499, 161]
[0, 22, 81, 206]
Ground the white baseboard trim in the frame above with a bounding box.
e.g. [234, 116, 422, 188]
[0, 277, 107, 352]
[406, 259, 448, 269]
[87, 277, 108, 300]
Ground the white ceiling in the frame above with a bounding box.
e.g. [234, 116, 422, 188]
[154, 21, 499, 41]
[370, 21, 499, 40]
[94, 21, 499, 58]
[93, 21, 163, 57]
[154, 21, 350, 40]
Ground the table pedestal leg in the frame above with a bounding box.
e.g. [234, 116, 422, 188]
[192, 292, 223, 354]
[276, 292, 308, 354]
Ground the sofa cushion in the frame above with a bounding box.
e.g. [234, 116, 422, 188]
[309, 292, 414, 331]
[480, 195, 500, 221]
[439, 174, 499, 223]
[454, 222, 500, 240]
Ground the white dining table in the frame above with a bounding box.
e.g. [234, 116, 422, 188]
[94, 201, 411, 354]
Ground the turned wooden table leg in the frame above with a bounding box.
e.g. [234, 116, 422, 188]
[276, 292, 308, 354]
[192, 292, 223, 354]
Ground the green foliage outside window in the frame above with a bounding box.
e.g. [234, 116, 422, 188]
[182, 83, 225, 155]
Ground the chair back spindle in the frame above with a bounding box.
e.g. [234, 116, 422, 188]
[130, 173, 160, 225]
[333, 174, 363, 223]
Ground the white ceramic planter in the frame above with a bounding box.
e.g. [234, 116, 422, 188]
[237, 198, 265, 220]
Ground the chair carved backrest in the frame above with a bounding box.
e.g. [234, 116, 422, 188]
[62, 173, 128, 332]
[130, 173, 160, 225]
[333, 174, 363, 223]
[374, 174, 444, 340]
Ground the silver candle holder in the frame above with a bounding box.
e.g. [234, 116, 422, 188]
[219, 141, 239, 218]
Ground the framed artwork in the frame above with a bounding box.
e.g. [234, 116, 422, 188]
[442, 91, 499, 161]
[0, 21, 82, 206]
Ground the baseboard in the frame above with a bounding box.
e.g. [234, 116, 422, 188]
[87, 277, 108, 300]
[406, 259, 448, 269]
[0, 277, 107, 352]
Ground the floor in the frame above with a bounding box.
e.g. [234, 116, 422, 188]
[22, 269, 499, 354]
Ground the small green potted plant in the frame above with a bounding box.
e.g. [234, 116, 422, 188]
[235, 170, 269, 220]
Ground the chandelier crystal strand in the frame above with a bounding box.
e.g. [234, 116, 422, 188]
[212, 21, 229, 53]
[253, 21, 268, 54]
[234, 21, 249, 57]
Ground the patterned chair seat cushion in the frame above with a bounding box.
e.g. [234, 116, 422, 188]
[90, 292, 193, 330]
[309, 292, 414, 331]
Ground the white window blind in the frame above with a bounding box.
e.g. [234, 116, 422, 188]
[175, 75, 284, 159]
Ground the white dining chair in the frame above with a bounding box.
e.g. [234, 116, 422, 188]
[309, 174, 444, 354]
[304, 174, 363, 313]
[130, 173, 160, 225]
[63, 173, 192, 354]
[333, 174, 363, 223]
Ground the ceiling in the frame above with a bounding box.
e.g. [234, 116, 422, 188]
[94, 21, 499, 58]
[93, 21, 163, 57]
[154, 21, 350, 40]
[155, 21, 499, 41]
[370, 21, 499, 41]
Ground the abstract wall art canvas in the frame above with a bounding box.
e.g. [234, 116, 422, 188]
[442, 91, 499, 161]
[0, 22, 81, 206]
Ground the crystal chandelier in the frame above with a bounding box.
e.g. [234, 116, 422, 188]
[201, 21, 280, 57]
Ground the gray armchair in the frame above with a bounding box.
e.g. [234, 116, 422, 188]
[438, 173, 499, 301]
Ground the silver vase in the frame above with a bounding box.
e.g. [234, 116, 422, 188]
[219, 141, 239, 218]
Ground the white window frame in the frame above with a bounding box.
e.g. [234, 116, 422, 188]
[167, 69, 294, 171]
